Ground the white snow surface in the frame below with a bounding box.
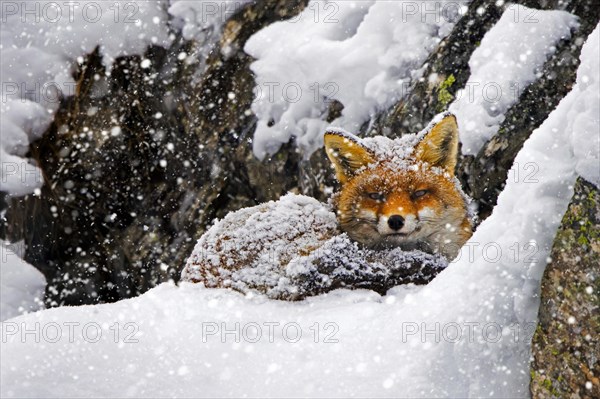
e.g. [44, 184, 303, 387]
[2, 24, 598, 396]
[0, 240, 46, 322]
[450, 4, 579, 155]
[1, 0, 172, 195]
[0, 101, 51, 195]
[246, 0, 469, 159]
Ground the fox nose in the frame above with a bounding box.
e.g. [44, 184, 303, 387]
[387, 215, 404, 231]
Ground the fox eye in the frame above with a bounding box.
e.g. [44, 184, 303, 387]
[367, 192, 385, 201]
[413, 190, 428, 198]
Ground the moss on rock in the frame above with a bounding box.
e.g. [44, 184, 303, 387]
[530, 178, 600, 399]
[436, 74, 456, 112]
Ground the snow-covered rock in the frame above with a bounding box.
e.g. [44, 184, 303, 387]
[246, 0, 468, 159]
[168, 0, 252, 41]
[1, 0, 172, 195]
[450, 4, 579, 155]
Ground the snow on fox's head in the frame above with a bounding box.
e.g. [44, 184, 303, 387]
[324, 113, 472, 259]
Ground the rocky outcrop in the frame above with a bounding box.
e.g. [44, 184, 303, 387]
[530, 178, 600, 399]
[4, 0, 309, 306]
[2, 0, 599, 309]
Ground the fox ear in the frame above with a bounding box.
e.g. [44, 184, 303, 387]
[415, 114, 459, 175]
[324, 130, 375, 183]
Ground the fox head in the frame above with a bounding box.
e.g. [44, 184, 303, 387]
[324, 113, 472, 259]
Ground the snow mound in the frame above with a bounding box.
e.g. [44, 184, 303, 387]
[246, 0, 468, 159]
[182, 194, 447, 300]
[0, 241, 46, 321]
[450, 4, 579, 155]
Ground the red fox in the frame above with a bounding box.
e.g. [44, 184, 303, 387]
[324, 113, 472, 259]
[182, 113, 470, 299]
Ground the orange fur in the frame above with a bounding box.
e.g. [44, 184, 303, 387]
[325, 114, 472, 259]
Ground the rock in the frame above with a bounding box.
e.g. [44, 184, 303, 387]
[530, 178, 600, 399]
